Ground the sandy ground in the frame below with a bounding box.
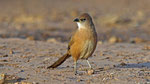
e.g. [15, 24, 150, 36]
[0, 38, 150, 84]
[0, 0, 150, 84]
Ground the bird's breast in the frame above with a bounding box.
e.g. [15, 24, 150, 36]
[70, 28, 97, 60]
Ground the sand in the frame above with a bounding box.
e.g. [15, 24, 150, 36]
[0, 38, 150, 84]
[0, 0, 150, 84]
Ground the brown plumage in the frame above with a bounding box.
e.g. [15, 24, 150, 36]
[47, 13, 97, 75]
[47, 53, 71, 68]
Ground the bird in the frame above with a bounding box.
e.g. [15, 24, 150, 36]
[47, 13, 97, 75]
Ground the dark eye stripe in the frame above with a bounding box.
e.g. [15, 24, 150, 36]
[80, 19, 86, 21]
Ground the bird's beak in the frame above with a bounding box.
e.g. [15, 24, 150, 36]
[74, 18, 79, 22]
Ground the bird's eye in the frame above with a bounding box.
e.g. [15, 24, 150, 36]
[80, 19, 86, 21]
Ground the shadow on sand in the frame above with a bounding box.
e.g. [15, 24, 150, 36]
[117, 62, 150, 68]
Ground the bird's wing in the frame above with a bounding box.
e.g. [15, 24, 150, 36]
[67, 31, 76, 51]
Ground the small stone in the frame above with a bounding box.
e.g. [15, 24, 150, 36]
[33, 81, 39, 84]
[130, 37, 145, 43]
[108, 36, 122, 43]
[143, 45, 150, 50]
[1, 60, 8, 62]
[120, 62, 127, 66]
[113, 65, 116, 67]
[9, 50, 14, 54]
[100, 52, 104, 56]
[77, 79, 81, 82]
[98, 67, 104, 71]
[2, 55, 8, 57]
[105, 57, 110, 59]
[87, 69, 94, 75]
[47, 38, 58, 43]
[0, 73, 6, 84]
[26, 36, 35, 41]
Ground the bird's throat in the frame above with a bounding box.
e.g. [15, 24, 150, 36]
[77, 23, 86, 30]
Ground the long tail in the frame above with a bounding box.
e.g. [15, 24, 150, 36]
[47, 53, 71, 69]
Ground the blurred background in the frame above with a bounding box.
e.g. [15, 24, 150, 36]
[0, 0, 150, 43]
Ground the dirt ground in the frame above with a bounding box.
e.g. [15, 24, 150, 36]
[0, 0, 150, 84]
[0, 38, 150, 84]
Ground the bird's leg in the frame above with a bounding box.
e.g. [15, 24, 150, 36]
[74, 61, 77, 75]
[86, 59, 92, 70]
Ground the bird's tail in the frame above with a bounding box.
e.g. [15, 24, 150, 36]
[47, 53, 71, 69]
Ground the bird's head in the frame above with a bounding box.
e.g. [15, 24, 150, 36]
[74, 13, 93, 29]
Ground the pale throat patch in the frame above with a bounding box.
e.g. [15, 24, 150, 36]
[77, 22, 85, 29]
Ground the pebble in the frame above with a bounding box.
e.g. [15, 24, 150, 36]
[87, 69, 94, 75]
